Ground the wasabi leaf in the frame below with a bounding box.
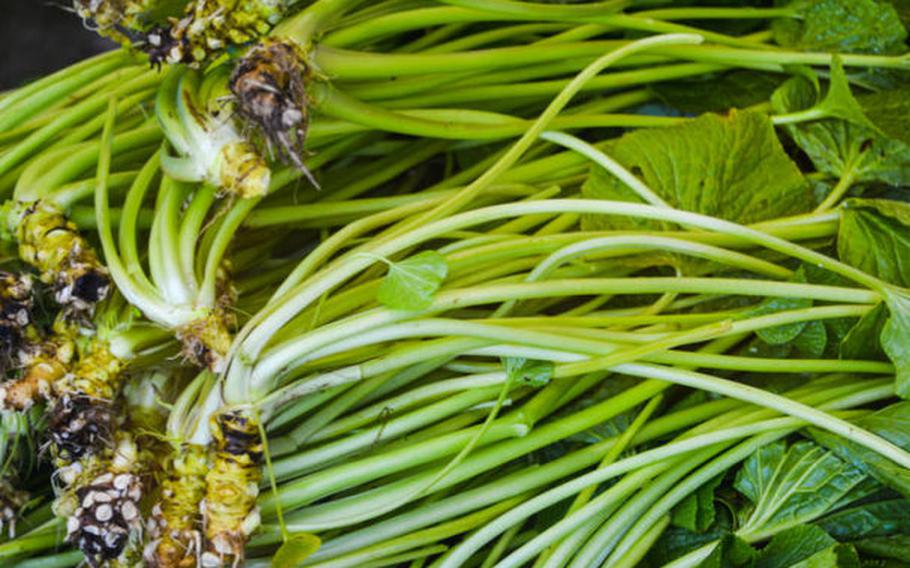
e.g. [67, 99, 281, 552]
[753, 525, 838, 568]
[652, 70, 785, 115]
[734, 440, 874, 541]
[272, 533, 321, 568]
[853, 534, 910, 559]
[860, 87, 910, 146]
[816, 498, 910, 540]
[581, 110, 810, 231]
[792, 320, 827, 358]
[672, 473, 724, 533]
[881, 289, 910, 398]
[502, 357, 554, 387]
[810, 402, 910, 496]
[376, 250, 448, 311]
[773, 0, 907, 55]
[839, 302, 888, 360]
[751, 296, 813, 345]
[838, 199, 910, 288]
[773, 67, 910, 187]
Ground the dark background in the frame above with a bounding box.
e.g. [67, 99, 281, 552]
[1, 1, 115, 89]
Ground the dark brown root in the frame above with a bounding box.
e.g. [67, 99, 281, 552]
[141, 23, 190, 70]
[230, 40, 319, 188]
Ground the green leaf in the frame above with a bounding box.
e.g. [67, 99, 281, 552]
[750, 267, 818, 348]
[819, 58, 880, 130]
[793, 320, 827, 358]
[773, 0, 907, 55]
[853, 534, 910, 559]
[859, 87, 910, 147]
[890, 0, 910, 27]
[838, 199, 910, 288]
[581, 110, 810, 231]
[502, 357, 554, 387]
[376, 250, 448, 311]
[271, 533, 321, 568]
[752, 296, 813, 345]
[810, 402, 910, 497]
[702, 534, 759, 568]
[672, 474, 724, 533]
[791, 543, 860, 568]
[839, 303, 888, 361]
[734, 440, 874, 541]
[652, 71, 785, 115]
[882, 290, 910, 398]
[773, 70, 910, 187]
[817, 498, 910, 540]
[754, 525, 837, 568]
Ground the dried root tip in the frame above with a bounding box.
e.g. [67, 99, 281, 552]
[155, 0, 286, 66]
[16, 202, 110, 320]
[146, 444, 208, 568]
[230, 40, 319, 188]
[0, 479, 28, 539]
[63, 435, 144, 568]
[201, 410, 262, 568]
[176, 312, 234, 372]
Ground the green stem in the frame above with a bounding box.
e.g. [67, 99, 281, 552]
[0, 50, 134, 131]
[440, 382, 891, 568]
[816, 156, 862, 212]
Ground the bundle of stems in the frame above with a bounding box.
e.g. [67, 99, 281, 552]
[1, 1, 910, 567]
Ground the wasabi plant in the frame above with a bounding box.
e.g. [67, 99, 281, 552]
[0, 2, 909, 567]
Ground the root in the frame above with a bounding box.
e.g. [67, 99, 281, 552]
[146, 444, 208, 568]
[15, 201, 110, 321]
[201, 410, 262, 568]
[230, 40, 319, 188]
[48, 341, 125, 469]
[59, 434, 145, 568]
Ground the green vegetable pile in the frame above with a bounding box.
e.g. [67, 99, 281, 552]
[2, 0, 910, 566]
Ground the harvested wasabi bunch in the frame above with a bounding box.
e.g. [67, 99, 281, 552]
[145, 443, 208, 567]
